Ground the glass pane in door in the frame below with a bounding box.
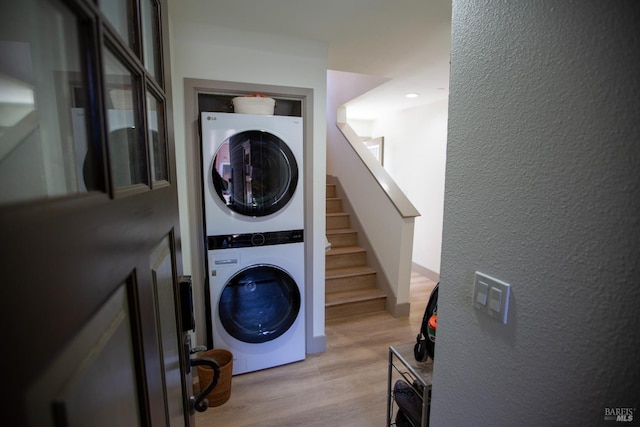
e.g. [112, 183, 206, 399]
[0, 0, 100, 205]
[100, 0, 134, 48]
[104, 49, 147, 188]
[141, 0, 161, 83]
[146, 91, 168, 182]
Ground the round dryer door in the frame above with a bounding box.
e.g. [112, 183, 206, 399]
[218, 264, 301, 344]
[212, 130, 298, 217]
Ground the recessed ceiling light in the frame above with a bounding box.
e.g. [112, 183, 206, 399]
[405, 93, 419, 98]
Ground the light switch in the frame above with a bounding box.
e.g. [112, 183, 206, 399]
[473, 271, 511, 324]
[489, 287, 502, 312]
[475, 281, 489, 306]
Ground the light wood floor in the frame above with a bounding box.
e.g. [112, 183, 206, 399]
[195, 272, 437, 427]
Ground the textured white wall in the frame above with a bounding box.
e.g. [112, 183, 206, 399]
[431, 1, 640, 425]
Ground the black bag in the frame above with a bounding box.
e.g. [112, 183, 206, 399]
[414, 283, 438, 362]
[393, 380, 423, 427]
[395, 409, 414, 427]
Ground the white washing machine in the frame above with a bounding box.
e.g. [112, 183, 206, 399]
[201, 112, 303, 236]
[206, 230, 305, 375]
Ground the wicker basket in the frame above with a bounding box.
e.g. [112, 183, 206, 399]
[197, 349, 233, 407]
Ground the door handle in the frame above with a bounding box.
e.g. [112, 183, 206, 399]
[189, 356, 221, 413]
[179, 276, 221, 413]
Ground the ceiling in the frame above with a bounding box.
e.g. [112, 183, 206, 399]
[169, 0, 452, 120]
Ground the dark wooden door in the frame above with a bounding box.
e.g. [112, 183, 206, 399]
[0, 0, 194, 425]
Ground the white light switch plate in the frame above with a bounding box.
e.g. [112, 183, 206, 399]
[473, 271, 511, 324]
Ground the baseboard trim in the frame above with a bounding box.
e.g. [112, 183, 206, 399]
[306, 334, 327, 354]
[412, 263, 440, 283]
[392, 302, 411, 317]
[384, 294, 411, 317]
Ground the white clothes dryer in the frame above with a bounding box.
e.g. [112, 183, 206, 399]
[206, 230, 305, 375]
[201, 112, 303, 236]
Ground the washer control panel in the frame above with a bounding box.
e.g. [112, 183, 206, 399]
[207, 229, 303, 250]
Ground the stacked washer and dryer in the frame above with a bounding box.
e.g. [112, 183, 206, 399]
[200, 111, 305, 375]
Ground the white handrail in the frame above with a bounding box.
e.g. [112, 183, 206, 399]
[336, 121, 420, 219]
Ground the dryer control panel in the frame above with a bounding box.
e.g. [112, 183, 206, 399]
[207, 229, 303, 250]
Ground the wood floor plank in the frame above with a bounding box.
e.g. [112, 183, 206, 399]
[195, 272, 437, 427]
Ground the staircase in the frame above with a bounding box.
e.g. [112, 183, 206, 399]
[325, 183, 387, 320]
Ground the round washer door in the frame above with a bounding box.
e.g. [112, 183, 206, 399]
[218, 264, 301, 343]
[212, 130, 298, 217]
